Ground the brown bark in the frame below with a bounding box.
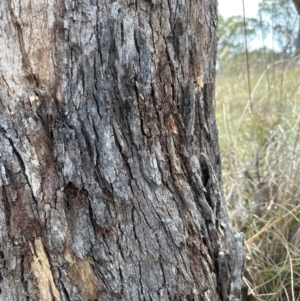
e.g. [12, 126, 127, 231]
[0, 1, 244, 300]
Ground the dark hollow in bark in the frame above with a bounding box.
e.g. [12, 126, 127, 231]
[0, 1, 244, 300]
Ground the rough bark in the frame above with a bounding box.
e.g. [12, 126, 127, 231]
[295, 19, 300, 56]
[0, 1, 244, 301]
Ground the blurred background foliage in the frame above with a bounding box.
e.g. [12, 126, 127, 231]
[218, 0, 300, 68]
[216, 0, 300, 300]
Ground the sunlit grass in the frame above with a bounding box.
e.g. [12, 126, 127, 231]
[216, 53, 300, 300]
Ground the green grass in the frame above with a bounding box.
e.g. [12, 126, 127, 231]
[216, 53, 300, 300]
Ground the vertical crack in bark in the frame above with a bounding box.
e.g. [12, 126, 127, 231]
[138, 262, 145, 300]
[59, 279, 71, 301]
[1, 187, 11, 238]
[6, 137, 39, 217]
[131, 205, 143, 255]
[20, 253, 30, 301]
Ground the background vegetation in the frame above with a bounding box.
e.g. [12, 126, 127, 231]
[216, 0, 300, 300]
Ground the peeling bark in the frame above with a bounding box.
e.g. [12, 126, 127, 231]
[0, 1, 244, 300]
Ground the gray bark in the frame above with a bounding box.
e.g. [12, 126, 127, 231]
[295, 19, 300, 56]
[0, 1, 244, 300]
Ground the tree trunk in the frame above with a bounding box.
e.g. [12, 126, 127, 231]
[0, 1, 244, 300]
[295, 19, 300, 56]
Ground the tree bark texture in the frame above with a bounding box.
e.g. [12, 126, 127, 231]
[0, 1, 244, 300]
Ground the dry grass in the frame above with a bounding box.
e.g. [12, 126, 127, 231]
[216, 55, 300, 300]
